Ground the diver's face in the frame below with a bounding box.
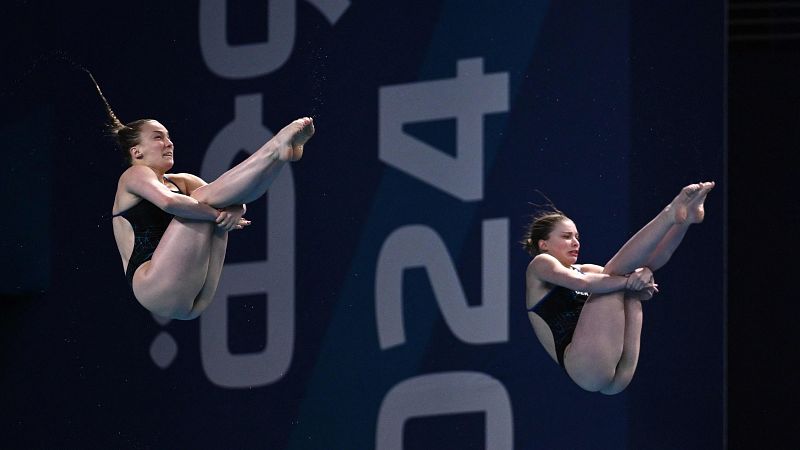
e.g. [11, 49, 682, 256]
[539, 219, 580, 266]
[131, 121, 174, 171]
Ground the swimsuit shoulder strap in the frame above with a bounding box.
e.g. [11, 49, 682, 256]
[163, 175, 186, 195]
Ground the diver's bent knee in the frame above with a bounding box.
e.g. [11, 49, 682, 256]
[189, 184, 209, 202]
[190, 185, 226, 209]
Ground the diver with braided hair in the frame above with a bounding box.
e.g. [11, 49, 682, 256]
[91, 73, 315, 319]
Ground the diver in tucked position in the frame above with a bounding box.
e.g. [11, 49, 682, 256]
[93, 74, 314, 319]
[522, 182, 714, 394]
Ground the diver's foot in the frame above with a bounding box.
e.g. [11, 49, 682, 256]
[665, 181, 714, 224]
[273, 117, 315, 161]
[686, 181, 715, 223]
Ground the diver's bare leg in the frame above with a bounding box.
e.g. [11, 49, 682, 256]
[604, 182, 714, 275]
[185, 226, 229, 320]
[564, 182, 713, 393]
[600, 294, 644, 395]
[132, 218, 216, 319]
[191, 117, 315, 207]
[564, 291, 626, 392]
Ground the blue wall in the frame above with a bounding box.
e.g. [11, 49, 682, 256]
[1, 1, 723, 448]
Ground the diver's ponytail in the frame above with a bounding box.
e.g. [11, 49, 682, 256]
[86, 70, 151, 164]
[85, 69, 124, 134]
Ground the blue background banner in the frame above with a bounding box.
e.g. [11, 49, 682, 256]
[2, 1, 723, 448]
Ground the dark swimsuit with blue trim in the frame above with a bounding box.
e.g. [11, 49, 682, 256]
[113, 177, 185, 287]
[528, 267, 589, 368]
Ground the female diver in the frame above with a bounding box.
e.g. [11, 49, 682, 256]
[93, 75, 315, 320]
[523, 182, 714, 394]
